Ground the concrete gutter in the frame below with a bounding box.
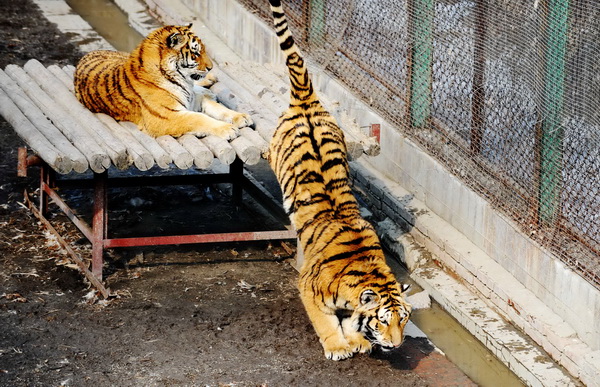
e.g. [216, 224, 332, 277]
[32, 0, 114, 51]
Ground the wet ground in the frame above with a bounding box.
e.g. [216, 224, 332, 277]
[0, 1, 484, 385]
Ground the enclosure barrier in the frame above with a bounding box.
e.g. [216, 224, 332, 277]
[234, 0, 600, 290]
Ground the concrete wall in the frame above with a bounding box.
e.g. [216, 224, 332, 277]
[165, 0, 600, 383]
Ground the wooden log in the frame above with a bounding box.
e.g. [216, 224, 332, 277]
[209, 80, 249, 113]
[47, 64, 74, 91]
[335, 111, 381, 159]
[95, 114, 155, 171]
[221, 64, 288, 116]
[247, 62, 289, 98]
[0, 89, 72, 174]
[208, 79, 277, 150]
[156, 135, 193, 169]
[120, 121, 172, 169]
[230, 135, 261, 165]
[205, 69, 278, 162]
[4, 65, 108, 173]
[62, 65, 75, 80]
[178, 134, 213, 170]
[24, 60, 130, 170]
[200, 135, 236, 165]
[0, 69, 88, 173]
[210, 68, 261, 111]
[240, 127, 269, 157]
[250, 114, 277, 143]
[210, 68, 278, 142]
[5, 64, 108, 172]
[215, 63, 370, 159]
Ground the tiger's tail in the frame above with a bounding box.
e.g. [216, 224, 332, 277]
[269, 0, 317, 105]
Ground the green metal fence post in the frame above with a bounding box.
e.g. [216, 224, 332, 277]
[539, 0, 569, 225]
[308, 0, 326, 48]
[471, 0, 487, 154]
[408, 0, 434, 129]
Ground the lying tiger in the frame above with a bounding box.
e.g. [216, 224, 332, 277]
[267, 0, 412, 360]
[74, 24, 251, 139]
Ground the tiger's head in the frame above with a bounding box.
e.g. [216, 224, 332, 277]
[348, 285, 412, 351]
[150, 24, 213, 82]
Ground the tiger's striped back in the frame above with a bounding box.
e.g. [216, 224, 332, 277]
[267, 0, 411, 361]
[268, 0, 360, 229]
[74, 50, 133, 119]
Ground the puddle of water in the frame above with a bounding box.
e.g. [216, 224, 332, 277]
[67, 1, 525, 385]
[411, 302, 524, 387]
[65, 0, 143, 52]
[390, 258, 524, 387]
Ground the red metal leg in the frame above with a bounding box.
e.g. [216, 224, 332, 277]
[39, 164, 55, 217]
[17, 147, 28, 177]
[39, 165, 47, 216]
[91, 171, 108, 281]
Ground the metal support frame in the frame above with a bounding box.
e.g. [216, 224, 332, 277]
[20, 149, 296, 297]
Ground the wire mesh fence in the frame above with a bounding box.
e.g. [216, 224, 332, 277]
[239, 0, 600, 288]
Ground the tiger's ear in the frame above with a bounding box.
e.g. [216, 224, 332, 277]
[360, 289, 379, 309]
[401, 283, 410, 293]
[186, 22, 193, 29]
[167, 32, 183, 48]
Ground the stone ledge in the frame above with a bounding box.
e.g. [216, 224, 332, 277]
[351, 160, 591, 386]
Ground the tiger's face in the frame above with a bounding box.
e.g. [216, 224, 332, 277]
[164, 24, 213, 82]
[350, 288, 412, 350]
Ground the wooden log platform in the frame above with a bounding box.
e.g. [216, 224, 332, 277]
[0, 59, 267, 174]
[0, 59, 296, 298]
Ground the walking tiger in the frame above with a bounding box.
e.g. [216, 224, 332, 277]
[266, 0, 412, 360]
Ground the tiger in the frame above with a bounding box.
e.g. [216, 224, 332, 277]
[266, 0, 412, 361]
[73, 24, 252, 139]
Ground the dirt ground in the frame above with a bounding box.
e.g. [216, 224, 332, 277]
[0, 1, 474, 386]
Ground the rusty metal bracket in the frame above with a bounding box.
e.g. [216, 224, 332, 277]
[23, 191, 111, 298]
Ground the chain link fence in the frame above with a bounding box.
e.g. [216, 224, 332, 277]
[239, 0, 600, 289]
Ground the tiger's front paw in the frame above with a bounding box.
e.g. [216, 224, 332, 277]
[342, 316, 372, 355]
[322, 337, 355, 361]
[213, 123, 240, 141]
[324, 346, 355, 361]
[231, 112, 254, 129]
[197, 72, 218, 88]
[347, 336, 372, 355]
